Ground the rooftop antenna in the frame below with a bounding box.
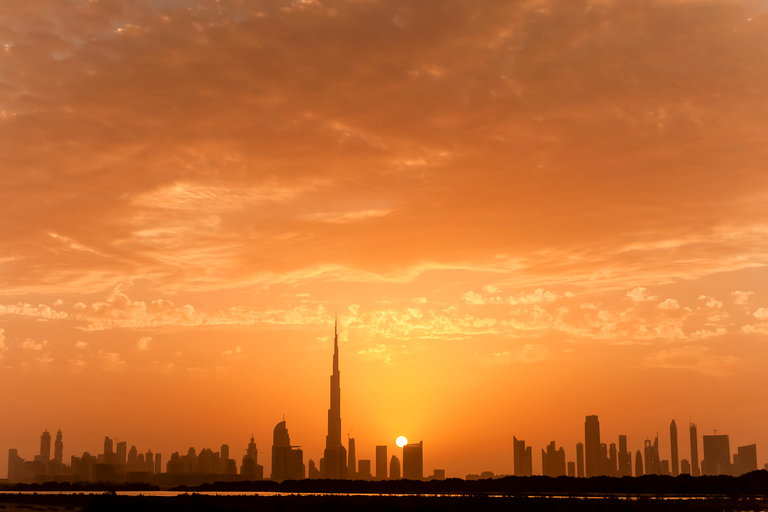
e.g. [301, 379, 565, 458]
[348, 427, 353, 437]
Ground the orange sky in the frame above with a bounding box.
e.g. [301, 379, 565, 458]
[2, 0, 768, 479]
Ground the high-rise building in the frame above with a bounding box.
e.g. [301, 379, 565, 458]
[567, 461, 576, 477]
[271, 420, 304, 481]
[39, 430, 51, 463]
[608, 443, 617, 476]
[681, 458, 691, 475]
[736, 444, 757, 475]
[670, 420, 679, 477]
[542, 441, 566, 477]
[347, 438, 357, 479]
[403, 441, 423, 480]
[241, 434, 264, 479]
[104, 437, 114, 465]
[323, 318, 347, 479]
[389, 455, 401, 479]
[634, 450, 644, 476]
[53, 429, 63, 464]
[357, 459, 372, 480]
[513, 437, 533, 476]
[690, 422, 700, 477]
[576, 442, 584, 478]
[644, 436, 660, 475]
[702, 435, 730, 476]
[116, 442, 127, 466]
[584, 415, 601, 477]
[599, 443, 608, 476]
[376, 445, 387, 480]
[8, 449, 25, 483]
[618, 435, 631, 477]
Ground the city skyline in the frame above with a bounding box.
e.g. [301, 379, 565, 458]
[3, 0, 768, 481]
[4, 323, 765, 481]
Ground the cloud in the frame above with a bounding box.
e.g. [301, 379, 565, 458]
[75, 341, 88, 349]
[137, 336, 152, 351]
[643, 346, 739, 377]
[462, 291, 487, 305]
[98, 351, 125, 372]
[732, 291, 754, 305]
[657, 298, 680, 310]
[508, 289, 559, 305]
[222, 346, 241, 355]
[627, 287, 658, 302]
[0, 329, 6, 359]
[36, 353, 54, 364]
[0, 303, 68, 320]
[21, 339, 47, 351]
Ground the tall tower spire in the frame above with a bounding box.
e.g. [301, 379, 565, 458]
[323, 314, 347, 478]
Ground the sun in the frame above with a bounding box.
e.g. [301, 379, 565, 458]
[396, 436, 408, 448]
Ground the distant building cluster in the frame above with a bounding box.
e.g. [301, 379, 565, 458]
[6, 321, 445, 484]
[508, 416, 761, 479]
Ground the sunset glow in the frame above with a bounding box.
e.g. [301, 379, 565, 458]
[2, 0, 768, 481]
[396, 437, 408, 449]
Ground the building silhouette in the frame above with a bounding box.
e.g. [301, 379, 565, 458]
[39, 430, 51, 463]
[103, 436, 114, 465]
[702, 434, 730, 476]
[635, 449, 644, 476]
[644, 436, 661, 475]
[241, 434, 263, 480]
[403, 441, 423, 480]
[513, 436, 533, 476]
[542, 441, 566, 477]
[736, 444, 757, 475]
[670, 420, 679, 477]
[357, 459, 372, 480]
[116, 441, 127, 466]
[376, 445, 387, 480]
[389, 455, 401, 479]
[271, 420, 304, 481]
[53, 429, 63, 464]
[322, 318, 347, 479]
[584, 415, 601, 477]
[618, 435, 631, 476]
[347, 437, 357, 479]
[608, 442, 618, 476]
[690, 422, 700, 477]
[576, 442, 584, 478]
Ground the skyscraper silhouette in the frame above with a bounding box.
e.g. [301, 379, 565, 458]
[644, 436, 661, 475]
[347, 437, 357, 479]
[513, 437, 533, 476]
[53, 429, 63, 464]
[576, 442, 585, 478]
[702, 434, 730, 476]
[690, 422, 700, 477]
[403, 441, 423, 480]
[271, 420, 304, 481]
[635, 449, 644, 476]
[323, 317, 347, 479]
[103, 436, 114, 465]
[39, 430, 51, 463]
[584, 415, 600, 477]
[376, 445, 387, 480]
[618, 435, 631, 477]
[670, 420, 679, 476]
[389, 455, 401, 479]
